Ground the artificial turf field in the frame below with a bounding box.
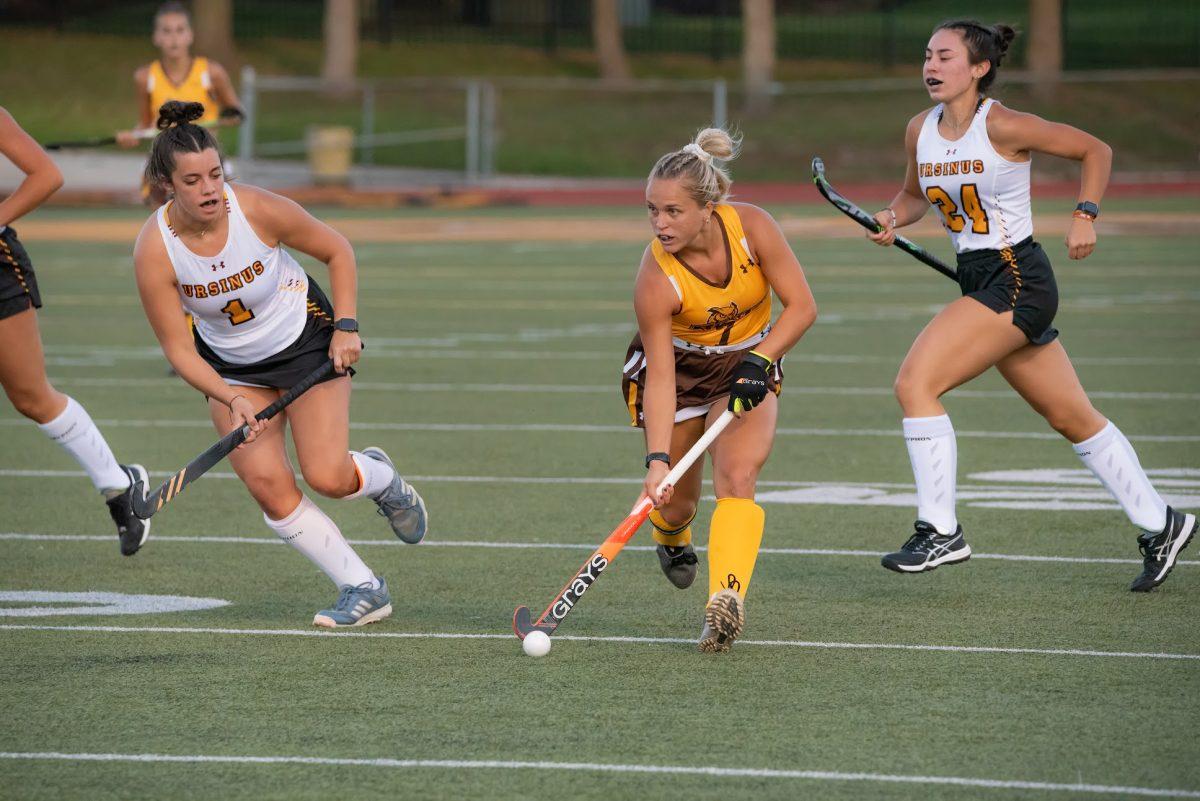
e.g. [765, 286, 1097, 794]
[1, 197, 1197, 800]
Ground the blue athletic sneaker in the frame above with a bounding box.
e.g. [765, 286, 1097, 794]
[362, 446, 428, 544]
[312, 577, 392, 628]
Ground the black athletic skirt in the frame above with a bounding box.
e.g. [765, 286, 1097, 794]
[194, 276, 352, 389]
[957, 236, 1059, 345]
[0, 226, 43, 320]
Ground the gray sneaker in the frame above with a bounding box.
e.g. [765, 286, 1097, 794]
[362, 446, 427, 544]
[698, 589, 745, 654]
[656, 543, 698, 588]
[313, 576, 392, 628]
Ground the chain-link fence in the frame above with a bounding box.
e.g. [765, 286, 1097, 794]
[5, 0, 1198, 69]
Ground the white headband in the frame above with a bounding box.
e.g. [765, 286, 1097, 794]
[682, 143, 713, 164]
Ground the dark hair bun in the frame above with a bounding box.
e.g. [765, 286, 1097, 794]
[994, 24, 1016, 57]
[156, 100, 205, 130]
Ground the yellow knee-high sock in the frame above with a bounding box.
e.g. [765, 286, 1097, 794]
[707, 498, 765, 600]
[649, 508, 695, 547]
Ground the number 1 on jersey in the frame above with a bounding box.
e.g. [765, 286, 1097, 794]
[221, 298, 255, 326]
[925, 183, 989, 235]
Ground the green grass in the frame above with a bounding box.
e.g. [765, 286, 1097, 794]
[2, 28, 1198, 180]
[0, 197, 1198, 799]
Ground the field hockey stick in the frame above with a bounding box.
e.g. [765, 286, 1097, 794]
[43, 128, 157, 151]
[130, 359, 336, 519]
[44, 114, 235, 151]
[811, 156, 958, 281]
[513, 409, 736, 640]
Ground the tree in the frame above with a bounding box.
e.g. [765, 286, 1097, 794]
[193, 0, 236, 68]
[322, 0, 359, 93]
[742, 0, 775, 113]
[593, 0, 632, 84]
[1027, 0, 1062, 101]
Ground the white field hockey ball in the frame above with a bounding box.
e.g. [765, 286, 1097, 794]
[522, 630, 551, 657]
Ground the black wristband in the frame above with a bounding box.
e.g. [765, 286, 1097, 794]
[645, 452, 670, 469]
[1075, 201, 1100, 220]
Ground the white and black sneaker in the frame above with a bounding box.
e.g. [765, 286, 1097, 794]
[881, 521, 971, 573]
[656, 543, 698, 589]
[1130, 506, 1195, 593]
[105, 464, 151, 557]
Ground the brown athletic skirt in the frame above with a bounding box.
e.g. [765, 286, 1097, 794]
[620, 334, 783, 428]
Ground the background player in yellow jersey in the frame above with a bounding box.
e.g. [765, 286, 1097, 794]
[117, 2, 242, 205]
[622, 129, 817, 652]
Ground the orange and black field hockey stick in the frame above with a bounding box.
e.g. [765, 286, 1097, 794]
[812, 156, 958, 281]
[513, 409, 735, 640]
[130, 359, 336, 519]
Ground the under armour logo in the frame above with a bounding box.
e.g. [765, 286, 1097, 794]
[946, 148, 957, 155]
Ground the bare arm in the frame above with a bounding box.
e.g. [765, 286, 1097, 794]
[988, 104, 1111, 260]
[0, 108, 63, 228]
[633, 247, 680, 505]
[208, 62, 244, 124]
[869, 111, 933, 246]
[237, 185, 362, 372]
[734, 203, 817, 361]
[117, 67, 154, 147]
[133, 219, 266, 441]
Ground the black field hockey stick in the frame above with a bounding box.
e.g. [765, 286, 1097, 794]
[130, 359, 336, 519]
[513, 410, 735, 640]
[811, 156, 958, 281]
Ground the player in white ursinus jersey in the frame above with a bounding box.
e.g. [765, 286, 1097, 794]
[0, 108, 151, 556]
[133, 101, 429, 626]
[866, 20, 1192, 592]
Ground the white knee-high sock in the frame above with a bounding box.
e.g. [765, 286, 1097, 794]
[903, 415, 958, 534]
[1073, 420, 1168, 532]
[345, 451, 396, 500]
[37, 396, 129, 493]
[265, 495, 378, 588]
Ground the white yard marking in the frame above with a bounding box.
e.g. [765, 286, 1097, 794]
[4, 531, 1194, 567]
[0, 752, 1196, 798]
[41, 376, 1200, 401]
[1, 624, 1197, 662]
[0, 591, 229, 617]
[2, 418, 1197, 442]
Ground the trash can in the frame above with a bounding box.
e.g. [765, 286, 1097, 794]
[307, 125, 354, 186]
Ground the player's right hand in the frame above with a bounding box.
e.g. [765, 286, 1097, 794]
[228, 395, 264, 446]
[643, 461, 673, 507]
[115, 130, 139, 148]
[867, 209, 897, 246]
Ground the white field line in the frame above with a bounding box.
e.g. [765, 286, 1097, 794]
[42, 376, 1200, 401]
[1, 418, 1197, 443]
[39, 344, 1200, 367]
[0, 752, 1196, 798]
[5, 531, 1192, 568]
[2, 624, 1198, 662]
[0, 468, 1195, 495]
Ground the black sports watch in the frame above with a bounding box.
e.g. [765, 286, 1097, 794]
[645, 452, 670, 469]
[1074, 201, 1100, 220]
[334, 317, 359, 333]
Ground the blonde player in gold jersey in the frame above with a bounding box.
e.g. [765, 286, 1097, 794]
[622, 129, 817, 652]
[117, 2, 242, 205]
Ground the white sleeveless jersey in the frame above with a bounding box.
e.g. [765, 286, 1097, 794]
[156, 186, 308, 364]
[915, 98, 1032, 253]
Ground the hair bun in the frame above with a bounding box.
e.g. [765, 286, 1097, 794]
[993, 24, 1016, 57]
[156, 100, 205, 131]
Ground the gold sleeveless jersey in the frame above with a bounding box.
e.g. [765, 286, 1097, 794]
[147, 57, 218, 125]
[650, 204, 771, 347]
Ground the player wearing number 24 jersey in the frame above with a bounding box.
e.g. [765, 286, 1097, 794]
[867, 20, 1193, 591]
[134, 101, 429, 627]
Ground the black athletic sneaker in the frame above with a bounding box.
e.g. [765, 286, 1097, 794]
[1130, 506, 1195, 592]
[656, 543, 698, 589]
[881, 521, 971, 573]
[105, 464, 151, 557]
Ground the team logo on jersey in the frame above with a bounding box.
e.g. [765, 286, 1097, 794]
[686, 297, 765, 333]
[919, 159, 985, 178]
[181, 260, 265, 299]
